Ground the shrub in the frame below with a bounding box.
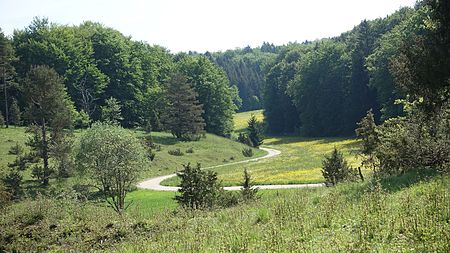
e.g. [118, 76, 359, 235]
[242, 147, 253, 157]
[2, 169, 23, 199]
[241, 169, 259, 200]
[147, 150, 156, 161]
[186, 147, 194, 153]
[322, 147, 358, 186]
[168, 148, 184, 156]
[76, 122, 146, 214]
[175, 163, 222, 209]
[8, 143, 24, 156]
[237, 132, 253, 146]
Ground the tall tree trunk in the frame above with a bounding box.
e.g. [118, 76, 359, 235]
[41, 118, 50, 185]
[3, 67, 8, 128]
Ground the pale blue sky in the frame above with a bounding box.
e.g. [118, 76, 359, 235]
[0, 0, 417, 53]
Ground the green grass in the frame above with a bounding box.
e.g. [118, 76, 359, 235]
[0, 127, 30, 169]
[162, 136, 361, 186]
[120, 175, 450, 252]
[233, 109, 263, 132]
[0, 127, 266, 182]
[126, 189, 178, 219]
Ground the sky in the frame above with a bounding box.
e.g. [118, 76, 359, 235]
[0, 0, 417, 53]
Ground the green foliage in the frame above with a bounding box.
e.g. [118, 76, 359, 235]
[8, 142, 23, 156]
[163, 72, 205, 141]
[2, 169, 22, 199]
[168, 148, 184, 156]
[208, 44, 277, 111]
[101, 97, 123, 125]
[74, 109, 91, 128]
[175, 163, 222, 209]
[247, 114, 264, 147]
[50, 134, 74, 178]
[177, 55, 236, 136]
[355, 109, 380, 171]
[76, 123, 146, 213]
[0, 111, 4, 127]
[241, 169, 259, 200]
[322, 147, 357, 186]
[242, 147, 254, 157]
[8, 98, 21, 126]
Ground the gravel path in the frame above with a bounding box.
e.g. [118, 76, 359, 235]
[137, 147, 324, 191]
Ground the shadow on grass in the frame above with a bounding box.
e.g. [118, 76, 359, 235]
[152, 134, 180, 145]
[379, 169, 443, 193]
[267, 134, 355, 146]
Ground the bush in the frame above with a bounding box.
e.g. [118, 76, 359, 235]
[76, 122, 146, 214]
[186, 147, 194, 153]
[175, 163, 222, 209]
[322, 147, 358, 186]
[237, 132, 253, 146]
[242, 147, 253, 157]
[2, 169, 23, 199]
[168, 148, 184, 156]
[8, 143, 24, 156]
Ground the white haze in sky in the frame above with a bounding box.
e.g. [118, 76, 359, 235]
[0, 0, 417, 53]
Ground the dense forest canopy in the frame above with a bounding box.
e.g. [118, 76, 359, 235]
[0, 1, 448, 139]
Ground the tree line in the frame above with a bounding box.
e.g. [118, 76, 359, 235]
[0, 18, 238, 137]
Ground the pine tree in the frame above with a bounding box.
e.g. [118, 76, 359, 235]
[23, 65, 74, 185]
[163, 72, 205, 141]
[247, 114, 264, 147]
[241, 169, 258, 200]
[322, 147, 352, 186]
[355, 109, 379, 171]
[100, 97, 123, 125]
[9, 98, 20, 126]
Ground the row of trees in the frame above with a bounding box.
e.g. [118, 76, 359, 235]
[0, 19, 238, 137]
[263, 7, 414, 136]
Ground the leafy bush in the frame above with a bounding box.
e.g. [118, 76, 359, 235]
[175, 163, 222, 209]
[242, 147, 254, 157]
[168, 148, 184, 156]
[76, 122, 146, 214]
[186, 147, 194, 153]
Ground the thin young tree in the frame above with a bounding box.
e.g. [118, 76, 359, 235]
[163, 72, 205, 141]
[355, 109, 380, 171]
[23, 65, 74, 185]
[100, 97, 123, 125]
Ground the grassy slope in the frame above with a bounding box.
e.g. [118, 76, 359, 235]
[0, 127, 266, 181]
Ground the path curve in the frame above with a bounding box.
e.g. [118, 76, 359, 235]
[137, 147, 324, 191]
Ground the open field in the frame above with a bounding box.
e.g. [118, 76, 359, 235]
[162, 110, 362, 186]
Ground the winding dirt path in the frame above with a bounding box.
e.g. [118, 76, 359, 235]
[137, 147, 324, 191]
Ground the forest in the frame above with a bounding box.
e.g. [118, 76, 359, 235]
[0, 0, 449, 251]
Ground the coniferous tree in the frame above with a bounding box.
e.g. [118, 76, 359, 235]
[247, 114, 264, 147]
[322, 147, 355, 186]
[355, 109, 380, 171]
[9, 98, 20, 126]
[0, 111, 4, 127]
[163, 72, 205, 141]
[100, 97, 123, 125]
[241, 169, 258, 200]
[23, 65, 74, 185]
